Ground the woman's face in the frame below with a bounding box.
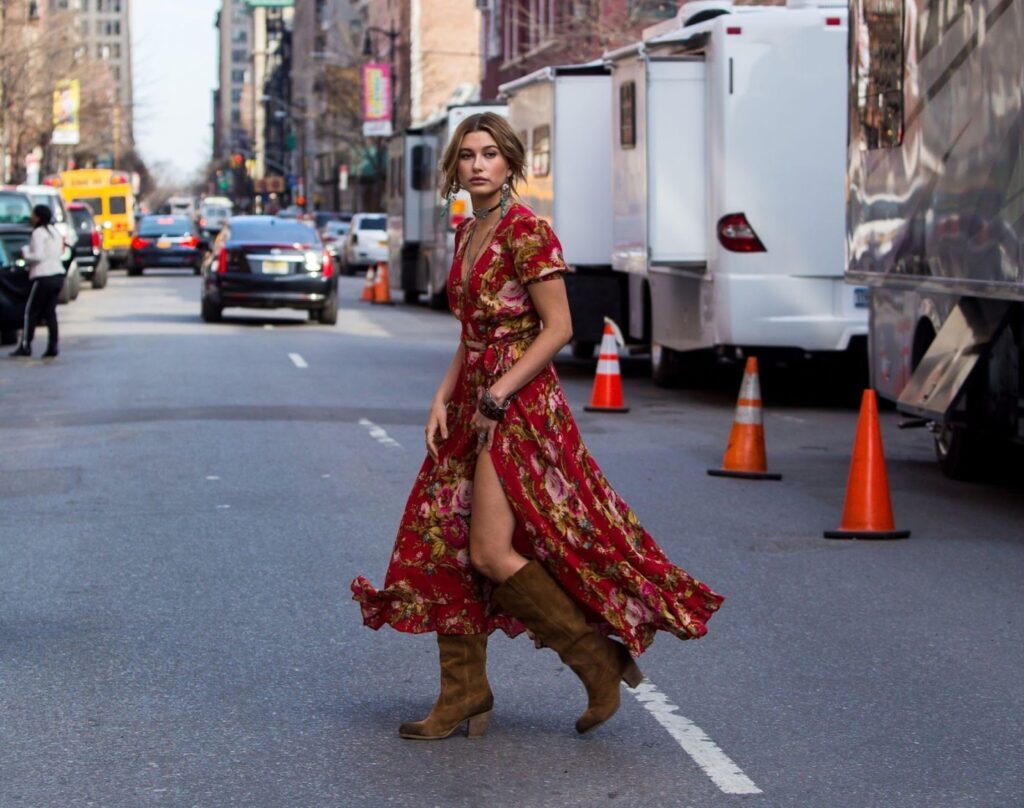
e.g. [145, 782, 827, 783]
[457, 131, 511, 202]
[30, 211, 40, 227]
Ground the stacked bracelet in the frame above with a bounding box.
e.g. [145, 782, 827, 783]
[479, 389, 515, 421]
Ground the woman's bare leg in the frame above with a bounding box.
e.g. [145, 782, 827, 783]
[469, 452, 529, 584]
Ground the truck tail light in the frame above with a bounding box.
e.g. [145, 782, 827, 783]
[717, 213, 766, 253]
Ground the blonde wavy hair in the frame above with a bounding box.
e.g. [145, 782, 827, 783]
[439, 112, 527, 201]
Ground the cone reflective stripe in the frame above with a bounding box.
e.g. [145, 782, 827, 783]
[372, 262, 393, 304]
[707, 356, 782, 480]
[824, 389, 910, 540]
[361, 266, 376, 302]
[584, 318, 629, 413]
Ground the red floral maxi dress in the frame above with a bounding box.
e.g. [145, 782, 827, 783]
[351, 203, 723, 656]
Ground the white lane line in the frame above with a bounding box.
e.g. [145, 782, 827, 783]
[288, 353, 308, 369]
[630, 680, 762, 795]
[206, 475, 220, 481]
[358, 418, 401, 448]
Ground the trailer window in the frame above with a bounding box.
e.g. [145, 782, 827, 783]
[531, 125, 551, 177]
[620, 82, 637, 148]
[853, 0, 904, 149]
[411, 144, 432, 191]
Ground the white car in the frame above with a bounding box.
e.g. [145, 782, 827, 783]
[343, 213, 388, 271]
[17, 184, 80, 304]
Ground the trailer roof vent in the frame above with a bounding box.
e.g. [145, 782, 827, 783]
[680, 0, 734, 26]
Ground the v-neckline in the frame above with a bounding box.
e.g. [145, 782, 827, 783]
[460, 207, 510, 298]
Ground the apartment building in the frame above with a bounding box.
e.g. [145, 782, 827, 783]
[49, 0, 134, 141]
[214, 0, 254, 160]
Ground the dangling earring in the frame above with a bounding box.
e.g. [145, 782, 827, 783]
[440, 182, 459, 220]
[499, 181, 511, 216]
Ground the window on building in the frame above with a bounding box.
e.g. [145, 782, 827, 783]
[232, 69, 247, 83]
[231, 109, 241, 125]
[619, 81, 636, 148]
[853, 0, 904, 149]
[77, 0, 89, 10]
[232, 49, 248, 63]
[531, 125, 550, 177]
[231, 89, 243, 103]
[233, 28, 248, 44]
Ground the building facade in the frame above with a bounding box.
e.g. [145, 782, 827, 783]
[49, 0, 134, 142]
[214, 0, 254, 160]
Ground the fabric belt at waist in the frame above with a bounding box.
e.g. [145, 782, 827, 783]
[463, 331, 538, 352]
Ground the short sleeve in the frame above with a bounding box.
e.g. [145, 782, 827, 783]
[509, 214, 568, 286]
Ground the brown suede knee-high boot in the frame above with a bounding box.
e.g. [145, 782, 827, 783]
[493, 561, 643, 734]
[398, 634, 493, 740]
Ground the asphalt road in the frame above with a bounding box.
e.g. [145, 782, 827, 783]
[1, 271, 1021, 808]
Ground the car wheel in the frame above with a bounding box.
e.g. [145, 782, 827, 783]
[318, 293, 338, 325]
[69, 270, 81, 300]
[91, 259, 108, 289]
[201, 298, 222, 323]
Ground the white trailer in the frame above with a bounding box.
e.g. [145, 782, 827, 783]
[386, 129, 432, 302]
[607, 0, 867, 384]
[846, 0, 1023, 478]
[392, 103, 508, 309]
[500, 63, 625, 357]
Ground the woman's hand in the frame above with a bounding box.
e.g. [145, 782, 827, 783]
[470, 396, 500, 455]
[425, 399, 449, 462]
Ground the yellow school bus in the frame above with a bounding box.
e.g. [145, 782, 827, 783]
[51, 169, 136, 265]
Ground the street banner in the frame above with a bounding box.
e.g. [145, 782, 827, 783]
[362, 63, 393, 137]
[52, 79, 80, 146]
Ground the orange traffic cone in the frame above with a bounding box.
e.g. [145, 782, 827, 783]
[707, 357, 782, 480]
[824, 390, 910, 539]
[361, 266, 376, 302]
[584, 318, 629, 413]
[372, 262, 393, 305]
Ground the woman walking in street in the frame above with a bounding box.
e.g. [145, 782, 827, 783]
[9, 204, 65, 359]
[352, 113, 724, 739]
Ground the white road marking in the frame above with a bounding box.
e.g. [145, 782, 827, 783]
[288, 353, 308, 369]
[216, 504, 231, 510]
[206, 475, 220, 481]
[321, 473, 331, 478]
[629, 680, 762, 795]
[263, 324, 275, 330]
[358, 418, 401, 448]
[776, 414, 806, 424]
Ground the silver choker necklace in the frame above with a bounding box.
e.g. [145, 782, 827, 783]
[472, 201, 501, 220]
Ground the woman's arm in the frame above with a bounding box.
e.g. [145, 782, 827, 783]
[21, 230, 44, 263]
[425, 342, 466, 462]
[488, 278, 572, 404]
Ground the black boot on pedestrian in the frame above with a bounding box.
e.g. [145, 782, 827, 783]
[42, 344, 58, 358]
[9, 345, 31, 357]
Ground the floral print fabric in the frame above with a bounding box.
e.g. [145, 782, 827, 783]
[351, 203, 723, 656]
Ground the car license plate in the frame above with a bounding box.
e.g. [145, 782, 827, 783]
[262, 260, 290, 274]
[157, 239, 171, 249]
[854, 287, 869, 308]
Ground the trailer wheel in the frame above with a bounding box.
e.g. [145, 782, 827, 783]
[572, 341, 596, 360]
[934, 422, 987, 480]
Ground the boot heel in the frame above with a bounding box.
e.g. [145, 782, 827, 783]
[465, 710, 491, 738]
[621, 660, 643, 688]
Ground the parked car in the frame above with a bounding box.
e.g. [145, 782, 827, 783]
[342, 212, 388, 272]
[129, 215, 204, 276]
[321, 218, 351, 261]
[313, 210, 344, 230]
[200, 215, 337, 325]
[66, 202, 108, 289]
[0, 221, 33, 345]
[14, 184, 80, 304]
[198, 197, 233, 240]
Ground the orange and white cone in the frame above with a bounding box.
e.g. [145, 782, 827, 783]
[707, 356, 782, 480]
[584, 318, 629, 413]
[372, 262, 393, 305]
[824, 389, 910, 539]
[360, 266, 376, 302]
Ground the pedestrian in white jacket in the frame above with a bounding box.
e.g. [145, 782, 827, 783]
[10, 204, 65, 358]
